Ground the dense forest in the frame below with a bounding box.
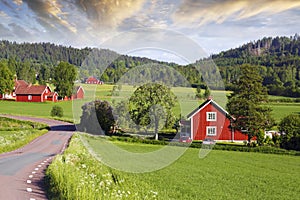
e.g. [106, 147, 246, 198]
[0, 34, 300, 97]
[208, 34, 300, 97]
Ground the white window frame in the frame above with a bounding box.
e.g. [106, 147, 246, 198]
[206, 126, 217, 136]
[28, 95, 32, 101]
[206, 112, 217, 121]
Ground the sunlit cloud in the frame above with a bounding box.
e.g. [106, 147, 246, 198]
[13, 0, 22, 6]
[76, 0, 145, 29]
[173, 0, 300, 26]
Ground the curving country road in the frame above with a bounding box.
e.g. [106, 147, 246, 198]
[0, 115, 75, 200]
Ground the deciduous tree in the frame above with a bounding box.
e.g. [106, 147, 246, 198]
[129, 83, 177, 140]
[0, 62, 14, 96]
[279, 114, 300, 151]
[53, 62, 77, 98]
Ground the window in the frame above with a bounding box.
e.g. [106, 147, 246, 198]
[206, 112, 216, 121]
[28, 95, 32, 101]
[206, 126, 217, 136]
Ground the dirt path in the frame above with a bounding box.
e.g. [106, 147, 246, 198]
[0, 115, 75, 200]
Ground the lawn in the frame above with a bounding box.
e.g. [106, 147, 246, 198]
[0, 100, 73, 121]
[46, 133, 300, 200]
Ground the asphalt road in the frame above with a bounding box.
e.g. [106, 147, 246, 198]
[0, 115, 75, 200]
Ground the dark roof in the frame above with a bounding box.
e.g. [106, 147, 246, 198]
[15, 85, 50, 95]
[187, 99, 231, 119]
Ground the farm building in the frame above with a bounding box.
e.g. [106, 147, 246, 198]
[181, 98, 248, 142]
[15, 82, 57, 102]
[85, 76, 103, 84]
[0, 79, 28, 99]
[72, 86, 84, 99]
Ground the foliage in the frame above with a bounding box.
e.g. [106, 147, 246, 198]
[50, 105, 64, 118]
[279, 114, 300, 151]
[79, 100, 115, 135]
[204, 86, 211, 99]
[128, 83, 177, 140]
[227, 64, 274, 143]
[53, 62, 77, 98]
[0, 61, 14, 95]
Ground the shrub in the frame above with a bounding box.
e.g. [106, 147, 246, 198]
[51, 105, 64, 118]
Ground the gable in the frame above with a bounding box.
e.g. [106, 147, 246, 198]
[187, 99, 230, 120]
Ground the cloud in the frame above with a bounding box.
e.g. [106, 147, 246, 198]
[75, 0, 145, 29]
[8, 23, 33, 39]
[173, 0, 300, 26]
[0, 23, 13, 37]
[22, 0, 77, 33]
[13, 0, 22, 6]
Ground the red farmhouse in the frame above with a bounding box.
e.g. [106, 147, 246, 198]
[85, 76, 103, 84]
[183, 99, 248, 142]
[15, 83, 55, 102]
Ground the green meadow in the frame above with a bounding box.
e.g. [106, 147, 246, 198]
[0, 84, 299, 124]
[46, 133, 300, 200]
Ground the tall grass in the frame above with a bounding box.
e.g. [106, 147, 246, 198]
[46, 134, 158, 200]
[0, 116, 49, 153]
[46, 133, 300, 200]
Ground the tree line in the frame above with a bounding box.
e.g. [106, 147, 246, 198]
[1, 35, 300, 97]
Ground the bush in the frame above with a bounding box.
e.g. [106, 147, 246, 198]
[51, 105, 64, 118]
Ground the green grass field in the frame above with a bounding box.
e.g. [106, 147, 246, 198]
[46, 133, 300, 200]
[0, 116, 48, 153]
[1, 84, 299, 124]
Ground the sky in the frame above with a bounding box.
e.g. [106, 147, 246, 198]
[1, 0, 300, 64]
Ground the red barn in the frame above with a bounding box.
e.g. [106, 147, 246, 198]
[184, 99, 248, 142]
[0, 80, 28, 99]
[15, 84, 54, 102]
[85, 76, 103, 84]
[47, 92, 58, 102]
[72, 86, 84, 99]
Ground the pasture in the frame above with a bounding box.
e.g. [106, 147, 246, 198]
[0, 84, 299, 124]
[46, 133, 300, 200]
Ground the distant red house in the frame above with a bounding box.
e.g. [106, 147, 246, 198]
[0, 80, 28, 99]
[15, 83, 56, 102]
[72, 86, 84, 99]
[183, 99, 248, 142]
[85, 77, 103, 84]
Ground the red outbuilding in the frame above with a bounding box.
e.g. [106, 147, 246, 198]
[15, 84, 54, 102]
[85, 76, 103, 84]
[47, 92, 59, 102]
[183, 99, 248, 142]
[72, 86, 84, 99]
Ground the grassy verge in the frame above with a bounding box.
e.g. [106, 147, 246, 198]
[0, 129, 48, 153]
[0, 116, 49, 153]
[46, 133, 300, 199]
[45, 133, 158, 200]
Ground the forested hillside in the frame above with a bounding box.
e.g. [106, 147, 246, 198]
[0, 40, 200, 86]
[209, 34, 300, 97]
[1, 34, 300, 97]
